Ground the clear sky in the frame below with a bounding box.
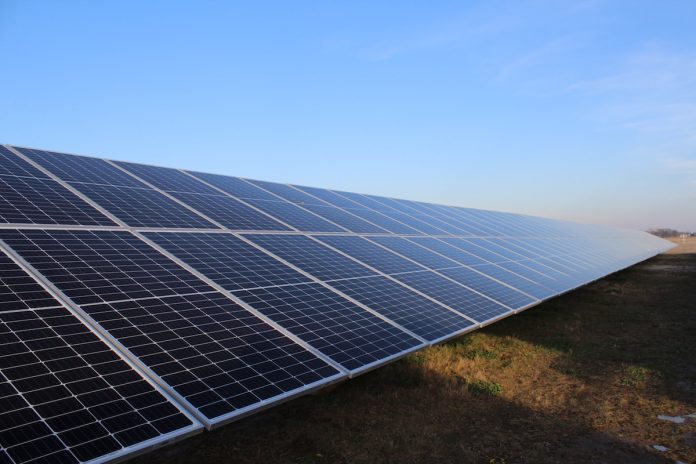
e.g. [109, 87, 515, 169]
[1, 1, 695, 231]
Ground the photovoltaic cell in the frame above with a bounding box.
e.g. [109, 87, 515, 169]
[314, 235, 423, 275]
[114, 161, 220, 195]
[390, 271, 510, 323]
[0, 146, 49, 179]
[143, 232, 312, 291]
[243, 199, 344, 232]
[367, 236, 460, 270]
[233, 283, 421, 371]
[342, 208, 423, 235]
[438, 267, 537, 310]
[14, 147, 146, 188]
[329, 276, 474, 342]
[168, 192, 290, 231]
[69, 183, 219, 229]
[81, 292, 342, 422]
[0, 176, 116, 226]
[0, 251, 198, 464]
[186, 172, 278, 201]
[244, 234, 377, 282]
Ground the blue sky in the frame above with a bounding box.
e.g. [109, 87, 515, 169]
[1, 1, 695, 231]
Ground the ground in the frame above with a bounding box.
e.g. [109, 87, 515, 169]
[137, 238, 696, 464]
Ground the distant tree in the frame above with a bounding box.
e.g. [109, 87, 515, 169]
[647, 228, 682, 238]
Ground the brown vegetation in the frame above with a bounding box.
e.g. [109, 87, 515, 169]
[136, 244, 696, 464]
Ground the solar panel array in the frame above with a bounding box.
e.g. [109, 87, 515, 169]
[0, 144, 673, 463]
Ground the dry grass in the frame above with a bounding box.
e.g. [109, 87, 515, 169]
[666, 236, 696, 254]
[136, 248, 696, 464]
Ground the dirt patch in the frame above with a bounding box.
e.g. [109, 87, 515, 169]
[134, 251, 696, 464]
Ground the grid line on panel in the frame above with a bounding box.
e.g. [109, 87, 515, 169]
[328, 276, 475, 342]
[391, 271, 511, 323]
[232, 283, 421, 372]
[244, 234, 378, 282]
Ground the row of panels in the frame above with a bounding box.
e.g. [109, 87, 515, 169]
[0, 145, 659, 244]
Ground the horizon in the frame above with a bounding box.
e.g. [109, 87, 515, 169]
[1, 1, 694, 231]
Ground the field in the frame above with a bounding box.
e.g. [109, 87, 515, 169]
[138, 242, 696, 464]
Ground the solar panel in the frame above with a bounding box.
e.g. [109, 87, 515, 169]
[469, 263, 554, 300]
[314, 235, 424, 275]
[341, 208, 423, 235]
[0, 144, 675, 462]
[439, 237, 511, 263]
[186, 172, 279, 201]
[232, 283, 422, 372]
[69, 183, 219, 229]
[0, 251, 200, 464]
[143, 232, 312, 291]
[290, 185, 366, 209]
[243, 234, 378, 282]
[496, 260, 570, 293]
[390, 271, 511, 323]
[0, 146, 49, 179]
[113, 161, 220, 195]
[367, 236, 461, 270]
[14, 147, 146, 188]
[167, 192, 291, 231]
[0, 229, 218, 305]
[0, 175, 116, 226]
[0, 229, 344, 426]
[80, 292, 342, 422]
[406, 237, 489, 266]
[299, 204, 388, 234]
[243, 179, 329, 206]
[328, 276, 475, 342]
[438, 267, 537, 310]
[243, 199, 345, 232]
